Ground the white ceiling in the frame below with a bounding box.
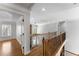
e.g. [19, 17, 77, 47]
[0, 3, 33, 22]
[14, 3, 34, 10]
[0, 3, 79, 23]
[0, 10, 21, 22]
[30, 3, 79, 24]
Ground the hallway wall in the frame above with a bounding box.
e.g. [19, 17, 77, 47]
[37, 22, 58, 34]
[16, 17, 23, 45]
[65, 20, 79, 54]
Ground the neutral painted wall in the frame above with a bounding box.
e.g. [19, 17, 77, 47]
[16, 24, 22, 44]
[16, 17, 24, 45]
[24, 11, 30, 55]
[65, 20, 79, 54]
[58, 21, 67, 33]
[37, 22, 58, 34]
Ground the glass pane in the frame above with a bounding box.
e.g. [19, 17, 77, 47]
[2, 24, 11, 37]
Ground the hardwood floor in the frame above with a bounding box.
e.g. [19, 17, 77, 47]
[0, 39, 24, 56]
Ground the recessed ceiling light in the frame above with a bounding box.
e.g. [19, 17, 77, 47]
[73, 3, 77, 5]
[42, 8, 46, 11]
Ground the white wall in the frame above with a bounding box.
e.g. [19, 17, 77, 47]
[37, 22, 58, 34]
[16, 24, 22, 44]
[58, 21, 67, 33]
[24, 11, 30, 55]
[65, 20, 79, 54]
[16, 16, 24, 45]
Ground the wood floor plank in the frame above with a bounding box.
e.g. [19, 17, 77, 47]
[0, 39, 24, 56]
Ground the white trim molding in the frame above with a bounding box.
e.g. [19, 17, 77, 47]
[0, 4, 30, 16]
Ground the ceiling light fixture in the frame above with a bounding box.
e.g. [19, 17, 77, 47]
[42, 8, 46, 11]
[73, 3, 77, 5]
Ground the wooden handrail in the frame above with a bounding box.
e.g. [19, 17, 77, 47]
[30, 32, 57, 37]
[28, 32, 66, 56]
[42, 32, 66, 56]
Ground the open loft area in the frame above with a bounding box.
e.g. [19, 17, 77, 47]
[0, 3, 78, 56]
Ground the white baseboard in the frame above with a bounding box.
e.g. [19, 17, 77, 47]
[24, 50, 30, 55]
[0, 37, 15, 41]
[16, 38, 22, 45]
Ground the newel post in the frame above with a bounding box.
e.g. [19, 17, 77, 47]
[42, 37, 45, 56]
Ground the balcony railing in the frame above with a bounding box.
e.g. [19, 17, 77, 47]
[28, 32, 66, 56]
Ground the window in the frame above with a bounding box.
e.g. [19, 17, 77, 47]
[2, 24, 11, 36]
